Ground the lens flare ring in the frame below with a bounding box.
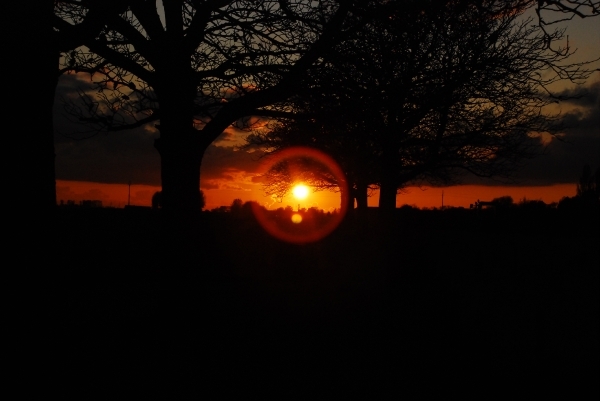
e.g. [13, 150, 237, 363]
[251, 147, 348, 244]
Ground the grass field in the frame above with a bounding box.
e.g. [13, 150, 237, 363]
[25, 206, 598, 396]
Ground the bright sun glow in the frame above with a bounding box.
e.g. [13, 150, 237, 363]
[292, 184, 309, 200]
[291, 213, 303, 224]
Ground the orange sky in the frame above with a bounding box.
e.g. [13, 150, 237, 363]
[56, 179, 578, 210]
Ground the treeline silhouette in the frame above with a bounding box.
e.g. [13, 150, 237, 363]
[38, 1, 600, 213]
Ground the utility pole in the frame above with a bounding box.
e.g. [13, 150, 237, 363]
[128, 181, 131, 206]
[441, 190, 444, 210]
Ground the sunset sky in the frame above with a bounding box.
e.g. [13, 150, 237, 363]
[53, 10, 600, 211]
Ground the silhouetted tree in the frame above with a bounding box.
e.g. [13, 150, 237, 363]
[574, 164, 600, 209]
[152, 189, 204, 210]
[38, 0, 58, 211]
[28, 1, 127, 210]
[577, 164, 596, 198]
[596, 166, 600, 199]
[230, 198, 244, 216]
[558, 164, 600, 211]
[518, 198, 547, 211]
[491, 196, 515, 209]
[200, 189, 206, 210]
[534, 0, 600, 45]
[152, 190, 206, 209]
[258, 152, 352, 209]
[56, 1, 370, 213]
[151, 191, 162, 209]
[246, 94, 378, 211]
[247, 0, 598, 212]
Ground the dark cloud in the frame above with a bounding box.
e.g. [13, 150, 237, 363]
[54, 73, 265, 188]
[516, 80, 600, 185]
[453, 80, 600, 186]
[201, 145, 265, 181]
[54, 73, 161, 185]
[54, 123, 161, 185]
[551, 80, 600, 109]
[201, 181, 220, 190]
[53, 72, 598, 190]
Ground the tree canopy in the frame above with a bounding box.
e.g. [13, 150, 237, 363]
[55, 0, 365, 212]
[52, 0, 599, 213]
[246, 0, 599, 210]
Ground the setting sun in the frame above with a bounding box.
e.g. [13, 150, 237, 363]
[292, 184, 309, 200]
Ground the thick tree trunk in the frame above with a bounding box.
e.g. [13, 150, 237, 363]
[33, 3, 58, 211]
[378, 181, 397, 210]
[352, 179, 369, 232]
[355, 180, 368, 211]
[154, 77, 211, 213]
[155, 135, 206, 213]
[41, 52, 59, 210]
[347, 186, 357, 211]
[378, 147, 398, 211]
[377, 168, 398, 237]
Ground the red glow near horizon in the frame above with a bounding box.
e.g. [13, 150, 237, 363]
[56, 179, 578, 211]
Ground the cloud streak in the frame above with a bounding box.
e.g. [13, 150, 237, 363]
[54, 71, 599, 193]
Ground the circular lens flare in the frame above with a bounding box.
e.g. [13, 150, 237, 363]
[251, 146, 348, 244]
[292, 184, 309, 200]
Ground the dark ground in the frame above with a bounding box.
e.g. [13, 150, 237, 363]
[23, 206, 598, 396]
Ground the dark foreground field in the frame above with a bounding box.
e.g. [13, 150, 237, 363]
[24, 207, 598, 396]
